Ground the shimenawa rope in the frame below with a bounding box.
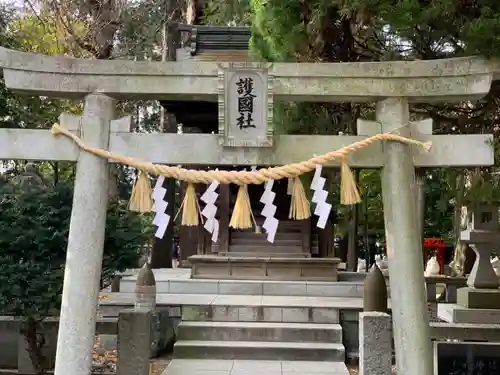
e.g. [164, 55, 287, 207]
[50, 123, 432, 228]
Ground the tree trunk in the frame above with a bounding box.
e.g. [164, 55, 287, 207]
[23, 319, 47, 375]
[363, 189, 371, 271]
[450, 172, 467, 276]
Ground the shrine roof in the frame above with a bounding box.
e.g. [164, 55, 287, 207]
[177, 23, 251, 56]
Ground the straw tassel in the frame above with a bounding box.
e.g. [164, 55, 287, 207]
[128, 170, 153, 213]
[230, 185, 253, 229]
[181, 183, 200, 226]
[340, 160, 361, 205]
[286, 177, 293, 195]
[289, 177, 311, 220]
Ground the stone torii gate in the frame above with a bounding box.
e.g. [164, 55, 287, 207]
[0, 47, 495, 375]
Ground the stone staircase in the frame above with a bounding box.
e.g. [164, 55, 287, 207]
[214, 220, 318, 257]
[172, 299, 346, 363]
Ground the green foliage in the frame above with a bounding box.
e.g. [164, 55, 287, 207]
[203, 0, 252, 26]
[423, 169, 454, 237]
[0, 182, 151, 321]
[344, 0, 500, 58]
[117, 0, 164, 60]
[0, 11, 82, 133]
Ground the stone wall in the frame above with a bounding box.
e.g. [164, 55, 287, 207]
[0, 310, 174, 374]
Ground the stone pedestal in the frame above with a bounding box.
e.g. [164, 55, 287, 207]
[438, 303, 500, 324]
[457, 287, 500, 309]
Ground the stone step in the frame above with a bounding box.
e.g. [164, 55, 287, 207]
[231, 231, 302, 241]
[190, 256, 338, 281]
[182, 302, 340, 324]
[173, 340, 345, 361]
[217, 252, 310, 258]
[254, 219, 304, 226]
[230, 238, 319, 246]
[176, 321, 343, 343]
[226, 245, 306, 253]
[161, 359, 351, 375]
[233, 226, 303, 234]
[120, 274, 362, 296]
[231, 232, 317, 240]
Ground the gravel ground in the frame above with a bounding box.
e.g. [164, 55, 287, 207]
[92, 336, 171, 374]
[149, 359, 171, 375]
[92, 336, 116, 373]
[348, 365, 397, 374]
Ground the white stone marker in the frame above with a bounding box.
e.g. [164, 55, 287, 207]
[377, 98, 433, 375]
[53, 94, 114, 375]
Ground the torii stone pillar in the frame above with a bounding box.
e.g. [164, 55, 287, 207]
[54, 94, 114, 375]
[377, 98, 433, 375]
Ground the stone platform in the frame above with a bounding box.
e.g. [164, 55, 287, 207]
[189, 255, 341, 281]
[98, 292, 377, 318]
[437, 303, 500, 324]
[456, 287, 500, 309]
[118, 268, 369, 297]
[161, 359, 350, 375]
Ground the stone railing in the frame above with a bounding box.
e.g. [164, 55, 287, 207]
[425, 275, 467, 303]
[339, 271, 466, 303]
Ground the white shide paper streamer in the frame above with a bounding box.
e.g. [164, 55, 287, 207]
[310, 164, 332, 229]
[152, 176, 171, 238]
[201, 180, 220, 243]
[260, 179, 279, 243]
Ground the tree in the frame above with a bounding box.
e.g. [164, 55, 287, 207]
[340, 0, 500, 272]
[0, 180, 151, 374]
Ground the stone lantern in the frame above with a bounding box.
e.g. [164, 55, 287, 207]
[457, 205, 500, 309]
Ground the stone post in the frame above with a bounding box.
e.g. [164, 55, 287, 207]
[359, 312, 392, 375]
[54, 93, 114, 375]
[377, 97, 433, 375]
[135, 262, 156, 310]
[111, 275, 121, 292]
[116, 308, 153, 375]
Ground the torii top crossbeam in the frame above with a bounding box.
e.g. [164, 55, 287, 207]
[0, 47, 499, 102]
